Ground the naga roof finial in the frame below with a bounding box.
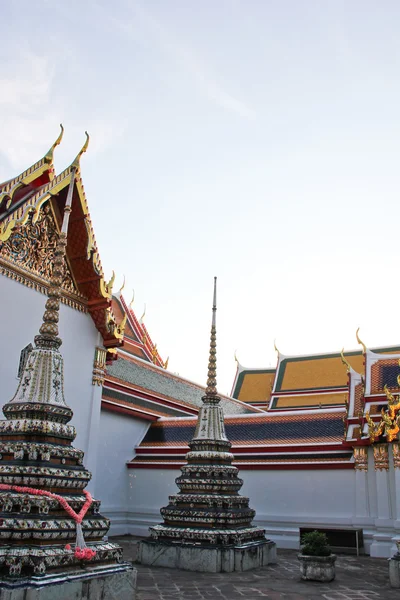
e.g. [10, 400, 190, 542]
[340, 348, 352, 373]
[71, 131, 90, 169]
[140, 304, 146, 324]
[164, 356, 169, 370]
[274, 339, 280, 357]
[205, 277, 218, 399]
[44, 124, 64, 163]
[118, 275, 125, 294]
[107, 270, 116, 294]
[234, 349, 239, 365]
[129, 289, 135, 309]
[356, 328, 367, 355]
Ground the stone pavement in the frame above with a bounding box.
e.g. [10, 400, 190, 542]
[112, 536, 397, 600]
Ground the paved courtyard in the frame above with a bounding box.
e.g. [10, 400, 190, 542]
[113, 536, 398, 600]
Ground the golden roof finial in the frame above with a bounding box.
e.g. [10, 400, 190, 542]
[234, 350, 239, 365]
[71, 131, 89, 169]
[129, 289, 135, 309]
[140, 304, 146, 324]
[340, 348, 352, 373]
[152, 344, 158, 364]
[205, 277, 218, 399]
[116, 313, 127, 339]
[164, 356, 169, 370]
[356, 328, 367, 355]
[118, 275, 125, 294]
[44, 124, 64, 163]
[107, 270, 116, 295]
[274, 339, 280, 357]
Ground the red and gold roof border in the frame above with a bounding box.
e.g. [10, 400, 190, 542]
[115, 293, 166, 367]
[0, 128, 126, 348]
[0, 125, 64, 212]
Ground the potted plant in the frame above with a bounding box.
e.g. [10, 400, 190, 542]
[298, 531, 336, 582]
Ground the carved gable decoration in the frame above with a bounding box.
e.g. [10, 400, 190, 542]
[0, 202, 78, 295]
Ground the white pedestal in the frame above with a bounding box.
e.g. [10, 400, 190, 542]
[0, 563, 136, 600]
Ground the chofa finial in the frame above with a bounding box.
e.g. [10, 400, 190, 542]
[44, 124, 64, 163]
[234, 350, 239, 365]
[118, 275, 125, 294]
[274, 339, 280, 357]
[356, 328, 367, 355]
[71, 131, 90, 168]
[140, 304, 146, 324]
[129, 289, 135, 309]
[340, 348, 352, 373]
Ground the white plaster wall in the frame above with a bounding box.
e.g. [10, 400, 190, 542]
[241, 469, 356, 548]
[125, 467, 359, 547]
[127, 468, 180, 536]
[95, 410, 150, 535]
[0, 277, 100, 473]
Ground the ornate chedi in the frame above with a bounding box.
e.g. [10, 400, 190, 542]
[139, 278, 276, 572]
[0, 165, 134, 595]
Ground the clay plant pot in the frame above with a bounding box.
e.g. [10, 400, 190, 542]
[298, 553, 336, 582]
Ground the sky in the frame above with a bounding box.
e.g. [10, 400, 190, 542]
[2, 0, 400, 395]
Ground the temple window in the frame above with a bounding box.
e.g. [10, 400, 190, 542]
[17, 344, 33, 379]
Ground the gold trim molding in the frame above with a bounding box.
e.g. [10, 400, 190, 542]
[92, 347, 107, 386]
[393, 443, 400, 469]
[373, 444, 389, 471]
[0, 260, 87, 313]
[353, 447, 368, 472]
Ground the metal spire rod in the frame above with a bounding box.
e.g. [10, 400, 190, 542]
[205, 277, 218, 398]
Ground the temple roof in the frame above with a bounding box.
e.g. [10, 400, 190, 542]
[231, 366, 276, 406]
[129, 408, 353, 469]
[0, 128, 124, 348]
[104, 353, 260, 418]
[111, 293, 165, 366]
[232, 346, 400, 411]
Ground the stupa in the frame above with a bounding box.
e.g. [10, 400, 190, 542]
[0, 157, 135, 598]
[138, 278, 276, 572]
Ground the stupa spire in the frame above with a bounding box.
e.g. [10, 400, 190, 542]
[35, 168, 75, 351]
[205, 276, 218, 398]
[0, 134, 128, 582]
[139, 278, 276, 572]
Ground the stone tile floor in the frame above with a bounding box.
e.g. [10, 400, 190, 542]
[112, 536, 397, 600]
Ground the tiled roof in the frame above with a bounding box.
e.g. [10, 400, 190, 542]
[270, 392, 346, 410]
[129, 410, 352, 469]
[139, 411, 346, 447]
[232, 369, 275, 403]
[275, 352, 364, 393]
[102, 387, 191, 418]
[106, 355, 257, 416]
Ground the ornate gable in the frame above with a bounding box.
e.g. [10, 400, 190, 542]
[0, 200, 85, 309]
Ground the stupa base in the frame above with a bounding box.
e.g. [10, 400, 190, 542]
[0, 562, 136, 600]
[138, 538, 277, 573]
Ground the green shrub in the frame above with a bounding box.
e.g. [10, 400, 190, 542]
[300, 531, 331, 557]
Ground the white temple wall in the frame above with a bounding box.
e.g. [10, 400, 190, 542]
[0, 277, 100, 474]
[124, 464, 398, 556]
[241, 469, 356, 549]
[96, 410, 150, 536]
[126, 468, 181, 537]
[366, 446, 400, 557]
[123, 467, 358, 545]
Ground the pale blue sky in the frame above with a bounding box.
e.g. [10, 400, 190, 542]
[2, 1, 400, 394]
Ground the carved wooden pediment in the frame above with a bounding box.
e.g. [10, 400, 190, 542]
[0, 201, 79, 296]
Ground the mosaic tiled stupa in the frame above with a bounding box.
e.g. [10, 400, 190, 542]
[139, 278, 276, 572]
[0, 163, 134, 597]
